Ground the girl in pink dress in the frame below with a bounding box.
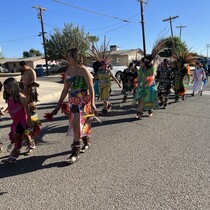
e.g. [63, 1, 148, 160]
[2, 77, 33, 163]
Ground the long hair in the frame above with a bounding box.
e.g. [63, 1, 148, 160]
[66, 48, 82, 65]
[3, 77, 21, 102]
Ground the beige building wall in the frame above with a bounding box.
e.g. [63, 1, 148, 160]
[111, 52, 143, 66]
[111, 55, 128, 66]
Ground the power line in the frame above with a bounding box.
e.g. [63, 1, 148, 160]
[0, 35, 38, 43]
[53, 0, 139, 24]
[86, 14, 140, 31]
[96, 22, 129, 37]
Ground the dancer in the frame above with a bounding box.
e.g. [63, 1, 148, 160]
[121, 63, 136, 103]
[2, 77, 35, 163]
[135, 38, 168, 119]
[92, 61, 102, 100]
[135, 55, 157, 119]
[51, 48, 97, 164]
[191, 62, 206, 96]
[97, 59, 121, 114]
[173, 51, 197, 102]
[156, 59, 172, 108]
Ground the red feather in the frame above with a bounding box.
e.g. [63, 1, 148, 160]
[44, 112, 54, 121]
[146, 76, 154, 86]
[60, 103, 71, 115]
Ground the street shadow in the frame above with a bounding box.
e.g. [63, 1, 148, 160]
[0, 150, 72, 179]
[92, 115, 139, 128]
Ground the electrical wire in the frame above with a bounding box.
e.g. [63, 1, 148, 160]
[53, 0, 139, 24]
[96, 22, 130, 37]
[0, 35, 38, 44]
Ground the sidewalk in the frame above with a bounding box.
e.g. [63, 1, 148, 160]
[0, 75, 63, 108]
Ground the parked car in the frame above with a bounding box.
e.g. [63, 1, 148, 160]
[88, 62, 127, 81]
[0, 67, 9, 73]
[109, 65, 127, 81]
[56, 65, 68, 73]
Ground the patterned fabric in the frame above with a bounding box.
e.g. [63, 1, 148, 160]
[156, 67, 172, 96]
[135, 66, 157, 109]
[174, 67, 187, 95]
[65, 75, 92, 137]
[121, 70, 138, 94]
[7, 95, 28, 146]
[97, 69, 111, 100]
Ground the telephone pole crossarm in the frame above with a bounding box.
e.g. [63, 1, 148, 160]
[176, 25, 187, 38]
[163, 15, 179, 51]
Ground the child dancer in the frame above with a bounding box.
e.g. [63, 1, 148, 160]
[97, 59, 121, 114]
[2, 77, 35, 163]
[121, 63, 136, 103]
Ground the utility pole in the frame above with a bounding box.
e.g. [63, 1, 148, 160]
[32, 5, 49, 75]
[139, 0, 146, 56]
[176, 25, 187, 39]
[206, 44, 210, 58]
[163, 16, 179, 51]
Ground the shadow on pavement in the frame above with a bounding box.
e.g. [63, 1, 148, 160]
[0, 150, 72, 179]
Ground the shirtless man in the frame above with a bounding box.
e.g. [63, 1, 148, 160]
[19, 61, 38, 104]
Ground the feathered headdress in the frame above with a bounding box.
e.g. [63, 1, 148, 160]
[142, 38, 168, 65]
[172, 48, 197, 67]
[90, 36, 112, 63]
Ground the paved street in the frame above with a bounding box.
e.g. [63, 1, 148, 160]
[0, 78, 210, 210]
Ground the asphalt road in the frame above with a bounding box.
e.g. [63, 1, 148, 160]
[0, 81, 210, 210]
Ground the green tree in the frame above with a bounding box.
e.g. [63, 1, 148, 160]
[159, 36, 188, 57]
[45, 23, 98, 62]
[23, 48, 42, 57]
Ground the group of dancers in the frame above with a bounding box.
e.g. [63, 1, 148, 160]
[0, 45, 207, 164]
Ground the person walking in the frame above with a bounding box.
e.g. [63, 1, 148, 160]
[156, 59, 172, 108]
[1, 77, 34, 163]
[191, 62, 206, 96]
[121, 62, 136, 103]
[19, 61, 38, 105]
[52, 48, 97, 164]
[135, 55, 157, 119]
[97, 59, 121, 115]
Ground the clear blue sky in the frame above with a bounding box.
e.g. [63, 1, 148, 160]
[1, 0, 210, 58]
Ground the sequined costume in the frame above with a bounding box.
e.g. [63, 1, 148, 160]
[156, 66, 172, 107]
[135, 66, 157, 110]
[65, 75, 92, 138]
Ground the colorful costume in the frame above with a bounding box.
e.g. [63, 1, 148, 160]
[97, 68, 111, 101]
[7, 94, 28, 149]
[135, 66, 157, 110]
[65, 75, 92, 138]
[174, 67, 187, 101]
[121, 70, 138, 94]
[156, 65, 172, 107]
